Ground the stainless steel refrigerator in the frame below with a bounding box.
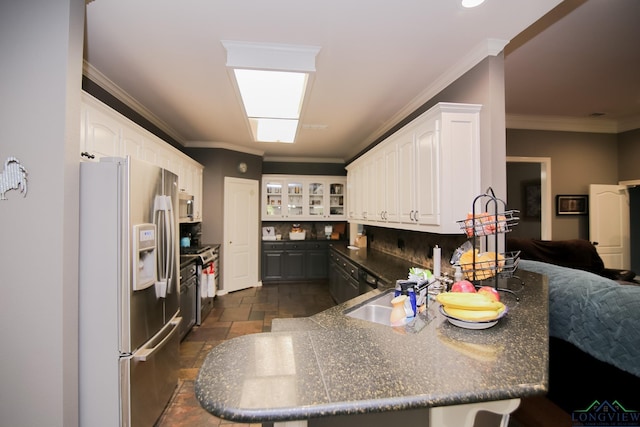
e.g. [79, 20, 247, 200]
[79, 156, 181, 427]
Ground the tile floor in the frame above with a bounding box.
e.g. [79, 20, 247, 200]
[155, 280, 567, 427]
[155, 281, 336, 427]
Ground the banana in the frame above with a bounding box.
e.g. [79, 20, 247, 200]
[442, 306, 503, 322]
[435, 292, 505, 311]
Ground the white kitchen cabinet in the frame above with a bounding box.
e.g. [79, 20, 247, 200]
[307, 179, 346, 219]
[348, 139, 399, 224]
[81, 92, 204, 221]
[363, 156, 376, 222]
[346, 102, 481, 234]
[179, 159, 204, 221]
[80, 99, 121, 161]
[120, 123, 145, 161]
[262, 176, 304, 220]
[192, 166, 203, 221]
[396, 126, 416, 224]
[262, 175, 347, 221]
[397, 114, 440, 227]
[382, 142, 399, 223]
[347, 164, 362, 221]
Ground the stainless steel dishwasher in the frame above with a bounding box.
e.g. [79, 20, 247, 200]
[358, 268, 380, 294]
[179, 258, 197, 340]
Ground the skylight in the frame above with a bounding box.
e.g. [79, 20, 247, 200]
[234, 69, 308, 143]
[222, 41, 321, 144]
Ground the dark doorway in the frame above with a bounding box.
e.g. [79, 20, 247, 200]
[506, 162, 541, 239]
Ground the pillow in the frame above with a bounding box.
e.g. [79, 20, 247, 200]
[506, 237, 604, 275]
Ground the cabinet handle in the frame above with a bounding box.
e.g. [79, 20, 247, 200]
[80, 151, 96, 159]
[414, 210, 418, 222]
[409, 210, 414, 221]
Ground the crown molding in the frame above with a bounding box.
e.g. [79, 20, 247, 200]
[82, 60, 187, 144]
[262, 156, 345, 164]
[506, 114, 623, 133]
[617, 116, 640, 133]
[183, 141, 265, 157]
[184, 139, 345, 163]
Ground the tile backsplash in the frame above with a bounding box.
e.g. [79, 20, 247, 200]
[261, 221, 349, 241]
[364, 225, 467, 275]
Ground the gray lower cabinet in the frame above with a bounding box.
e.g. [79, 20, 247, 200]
[307, 242, 329, 279]
[262, 248, 285, 281]
[328, 249, 359, 304]
[262, 240, 330, 282]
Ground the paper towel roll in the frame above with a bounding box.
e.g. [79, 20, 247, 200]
[433, 246, 441, 278]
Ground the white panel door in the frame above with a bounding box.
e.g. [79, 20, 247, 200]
[589, 184, 630, 269]
[223, 177, 259, 293]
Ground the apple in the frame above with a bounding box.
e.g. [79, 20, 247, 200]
[477, 285, 500, 302]
[451, 280, 476, 293]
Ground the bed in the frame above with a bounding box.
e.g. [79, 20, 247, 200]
[517, 258, 640, 412]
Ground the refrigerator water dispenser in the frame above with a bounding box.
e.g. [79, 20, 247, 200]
[132, 223, 157, 291]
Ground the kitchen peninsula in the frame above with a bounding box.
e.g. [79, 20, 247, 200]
[195, 246, 549, 427]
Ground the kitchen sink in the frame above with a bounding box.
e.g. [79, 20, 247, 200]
[344, 290, 396, 326]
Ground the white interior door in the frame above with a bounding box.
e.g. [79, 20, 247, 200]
[589, 184, 630, 269]
[223, 177, 259, 294]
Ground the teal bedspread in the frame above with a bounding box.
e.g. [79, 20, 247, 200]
[519, 259, 640, 377]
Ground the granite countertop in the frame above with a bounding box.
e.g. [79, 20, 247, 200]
[195, 246, 549, 424]
[329, 243, 419, 286]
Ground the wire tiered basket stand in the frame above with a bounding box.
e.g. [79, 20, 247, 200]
[455, 187, 523, 297]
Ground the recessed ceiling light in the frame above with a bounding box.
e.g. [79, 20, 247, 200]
[462, 0, 485, 8]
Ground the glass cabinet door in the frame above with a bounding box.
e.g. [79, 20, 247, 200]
[308, 181, 324, 217]
[329, 182, 345, 217]
[287, 181, 304, 218]
[264, 180, 284, 218]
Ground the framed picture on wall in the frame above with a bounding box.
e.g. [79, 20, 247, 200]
[556, 195, 588, 215]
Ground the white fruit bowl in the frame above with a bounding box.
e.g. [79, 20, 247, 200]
[289, 231, 306, 240]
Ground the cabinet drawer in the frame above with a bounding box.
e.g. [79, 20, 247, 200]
[262, 242, 285, 250]
[284, 242, 307, 251]
[331, 251, 359, 280]
[307, 241, 330, 250]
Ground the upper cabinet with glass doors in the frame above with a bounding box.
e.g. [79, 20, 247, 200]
[262, 175, 347, 221]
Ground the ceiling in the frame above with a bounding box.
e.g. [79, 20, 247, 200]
[84, 0, 640, 163]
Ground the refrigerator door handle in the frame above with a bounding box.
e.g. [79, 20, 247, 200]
[153, 195, 173, 298]
[166, 194, 176, 295]
[132, 316, 181, 362]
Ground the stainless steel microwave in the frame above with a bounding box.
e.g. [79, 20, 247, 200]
[178, 192, 194, 221]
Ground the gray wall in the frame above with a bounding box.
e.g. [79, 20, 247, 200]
[506, 129, 621, 240]
[0, 1, 84, 426]
[350, 54, 507, 200]
[184, 148, 263, 247]
[618, 128, 640, 182]
[362, 55, 508, 270]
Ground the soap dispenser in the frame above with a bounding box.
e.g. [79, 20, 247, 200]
[454, 266, 464, 283]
